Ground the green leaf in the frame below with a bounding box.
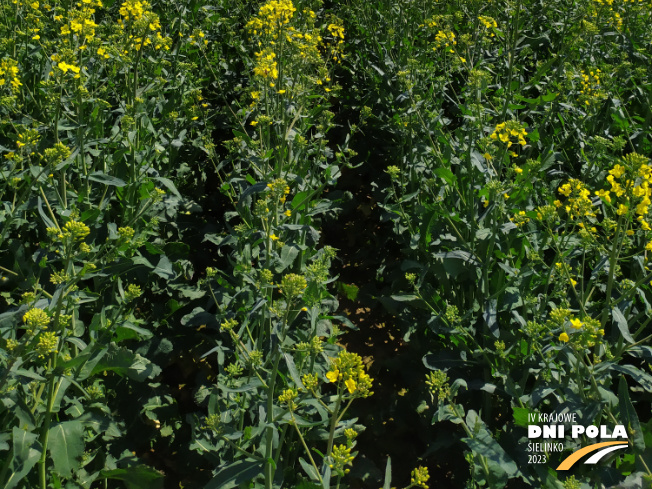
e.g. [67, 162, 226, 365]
[611, 364, 652, 392]
[48, 421, 84, 476]
[89, 343, 161, 382]
[541, 91, 558, 102]
[299, 457, 320, 481]
[88, 171, 126, 187]
[153, 176, 181, 198]
[462, 413, 518, 488]
[465, 412, 518, 477]
[321, 464, 331, 489]
[390, 294, 419, 302]
[204, 459, 263, 489]
[116, 321, 153, 341]
[0, 433, 9, 451]
[435, 403, 465, 424]
[383, 457, 392, 489]
[73, 345, 109, 381]
[283, 353, 305, 389]
[433, 168, 457, 185]
[217, 378, 264, 394]
[484, 298, 499, 338]
[153, 255, 175, 280]
[612, 307, 634, 344]
[100, 466, 164, 489]
[51, 377, 72, 413]
[512, 407, 530, 427]
[291, 191, 310, 211]
[528, 128, 540, 143]
[12, 368, 45, 382]
[276, 245, 299, 273]
[37, 196, 57, 230]
[618, 377, 645, 451]
[433, 250, 480, 279]
[1, 391, 37, 430]
[6, 427, 42, 489]
[295, 481, 322, 489]
[336, 282, 359, 301]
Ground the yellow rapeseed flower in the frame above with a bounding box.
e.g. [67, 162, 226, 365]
[24, 308, 50, 329]
[326, 369, 339, 383]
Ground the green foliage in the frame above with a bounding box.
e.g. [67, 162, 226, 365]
[340, 0, 652, 485]
[1, 0, 651, 487]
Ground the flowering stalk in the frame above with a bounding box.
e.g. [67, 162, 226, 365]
[38, 355, 59, 489]
[264, 349, 282, 489]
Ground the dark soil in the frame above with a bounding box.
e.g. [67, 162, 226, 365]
[321, 161, 470, 488]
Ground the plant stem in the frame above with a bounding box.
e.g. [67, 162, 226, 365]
[291, 415, 323, 484]
[38, 357, 59, 489]
[264, 349, 282, 489]
[601, 216, 624, 329]
[326, 391, 342, 457]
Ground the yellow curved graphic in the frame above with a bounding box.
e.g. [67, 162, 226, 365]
[556, 441, 629, 470]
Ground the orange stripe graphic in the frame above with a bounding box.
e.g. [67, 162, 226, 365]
[556, 441, 629, 470]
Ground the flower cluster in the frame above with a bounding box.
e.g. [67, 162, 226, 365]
[220, 318, 238, 332]
[267, 178, 290, 203]
[557, 178, 596, 220]
[124, 284, 142, 302]
[56, 60, 81, 76]
[253, 48, 278, 81]
[59, 0, 101, 44]
[478, 15, 497, 29]
[278, 388, 298, 410]
[425, 370, 450, 402]
[329, 444, 354, 475]
[46, 220, 91, 242]
[595, 153, 652, 230]
[301, 373, 319, 391]
[411, 466, 430, 489]
[578, 69, 605, 106]
[15, 129, 40, 150]
[478, 15, 497, 37]
[510, 210, 530, 227]
[23, 308, 50, 331]
[280, 273, 307, 299]
[118, 0, 151, 22]
[325, 20, 345, 62]
[489, 121, 528, 151]
[36, 331, 59, 359]
[325, 351, 373, 397]
[0, 58, 22, 92]
[433, 30, 456, 51]
[43, 142, 71, 165]
[203, 413, 223, 434]
[558, 316, 604, 347]
[344, 428, 357, 442]
[245, 0, 296, 37]
[118, 226, 135, 240]
[118, 0, 170, 52]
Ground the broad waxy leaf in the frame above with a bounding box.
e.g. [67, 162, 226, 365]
[618, 377, 645, 451]
[88, 171, 127, 187]
[203, 459, 263, 489]
[48, 421, 84, 476]
[5, 428, 41, 489]
[100, 466, 164, 489]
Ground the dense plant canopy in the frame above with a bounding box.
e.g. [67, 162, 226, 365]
[1, 0, 651, 487]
